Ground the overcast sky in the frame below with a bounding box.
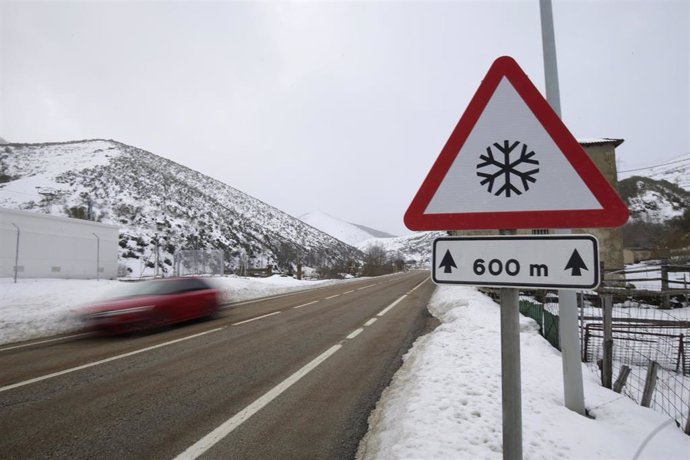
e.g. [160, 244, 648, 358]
[1, 0, 688, 235]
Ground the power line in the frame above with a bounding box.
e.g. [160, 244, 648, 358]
[619, 156, 690, 174]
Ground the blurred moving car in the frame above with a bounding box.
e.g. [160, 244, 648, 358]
[80, 277, 220, 335]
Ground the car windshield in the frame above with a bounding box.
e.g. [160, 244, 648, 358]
[114, 280, 189, 298]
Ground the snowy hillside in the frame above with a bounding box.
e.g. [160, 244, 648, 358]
[620, 152, 690, 192]
[299, 211, 394, 246]
[298, 211, 441, 268]
[618, 175, 690, 223]
[358, 231, 446, 268]
[0, 140, 362, 276]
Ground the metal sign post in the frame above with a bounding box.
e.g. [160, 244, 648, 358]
[501, 286, 522, 460]
[499, 229, 521, 460]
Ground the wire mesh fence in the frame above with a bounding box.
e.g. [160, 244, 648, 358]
[582, 295, 689, 434]
[518, 288, 689, 435]
[174, 249, 225, 277]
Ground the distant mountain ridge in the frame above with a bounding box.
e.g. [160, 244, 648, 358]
[0, 139, 362, 276]
[299, 210, 438, 267]
[298, 211, 393, 246]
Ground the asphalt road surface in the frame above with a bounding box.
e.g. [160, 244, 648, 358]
[0, 270, 436, 459]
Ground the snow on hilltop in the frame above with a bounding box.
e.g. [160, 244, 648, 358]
[298, 210, 441, 268]
[299, 211, 393, 246]
[619, 152, 690, 192]
[358, 231, 446, 268]
[616, 152, 690, 224]
[0, 139, 362, 276]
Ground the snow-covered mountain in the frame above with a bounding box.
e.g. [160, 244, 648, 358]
[619, 152, 690, 192]
[619, 176, 690, 223]
[357, 232, 446, 268]
[298, 210, 440, 267]
[298, 211, 394, 246]
[617, 152, 690, 224]
[0, 139, 362, 276]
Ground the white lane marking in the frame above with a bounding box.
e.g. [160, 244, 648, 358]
[0, 333, 90, 352]
[231, 311, 281, 326]
[325, 294, 340, 300]
[409, 278, 429, 293]
[346, 328, 363, 340]
[377, 296, 406, 317]
[356, 284, 376, 291]
[0, 327, 225, 394]
[343, 290, 354, 294]
[364, 318, 377, 327]
[175, 344, 343, 460]
[292, 301, 318, 309]
[376, 277, 429, 317]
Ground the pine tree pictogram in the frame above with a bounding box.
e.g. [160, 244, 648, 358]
[476, 140, 540, 197]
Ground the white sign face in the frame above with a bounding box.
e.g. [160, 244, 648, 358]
[425, 78, 602, 215]
[433, 235, 599, 289]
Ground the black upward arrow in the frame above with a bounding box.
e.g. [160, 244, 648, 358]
[439, 249, 457, 274]
[564, 249, 588, 276]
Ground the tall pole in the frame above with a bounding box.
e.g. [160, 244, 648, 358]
[499, 229, 522, 460]
[501, 286, 522, 460]
[540, 0, 586, 416]
[11, 223, 20, 283]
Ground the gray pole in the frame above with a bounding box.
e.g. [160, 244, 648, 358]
[11, 223, 20, 283]
[92, 233, 100, 281]
[498, 229, 522, 460]
[540, 0, 586, 415]
[501, 287, 522, 460]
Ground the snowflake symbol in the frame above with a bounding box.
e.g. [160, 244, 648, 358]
[476, 140, 540, 197]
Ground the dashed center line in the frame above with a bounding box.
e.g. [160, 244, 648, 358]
[343, 290, 354, 294]
[346, 328, 363, 340]
[364, 318, 377, 327]
[325, 294, 341, 300]
[293, 301, 319, 309]
[356, 284, 376, 291]
[232, 311, 281, 326]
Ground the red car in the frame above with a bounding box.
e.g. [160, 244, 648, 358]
[80, 277, 221, 335]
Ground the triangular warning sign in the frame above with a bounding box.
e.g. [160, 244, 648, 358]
[404, 56, 629, 231]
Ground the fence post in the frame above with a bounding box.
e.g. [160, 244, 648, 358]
[685, 388, 690, 436]
[602, 295, 613, 389]
[613, 365, 631, 393]
[661, 264, 670, 309]
[641, 361, 659, 408]
[677, 334, 684, 374]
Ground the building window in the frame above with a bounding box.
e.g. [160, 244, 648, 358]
[532, 229, 550, 235]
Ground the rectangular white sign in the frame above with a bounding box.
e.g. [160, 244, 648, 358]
[433, 235, 599, 289]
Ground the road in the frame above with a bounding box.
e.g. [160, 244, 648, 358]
[0, 270, 436, 459]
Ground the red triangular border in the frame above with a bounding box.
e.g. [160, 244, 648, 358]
[404, 56, 630, 231]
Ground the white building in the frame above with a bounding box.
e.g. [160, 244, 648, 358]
[0, 207, 119, 280]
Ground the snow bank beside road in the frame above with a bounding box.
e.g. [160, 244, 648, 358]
[0, 276, 332, 345]
[358, 286, 690, 459]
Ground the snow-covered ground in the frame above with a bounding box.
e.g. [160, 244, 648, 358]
[358, 286, 690, 459]
[0, 275, 336, 345]
[2, 277, 689, 458]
